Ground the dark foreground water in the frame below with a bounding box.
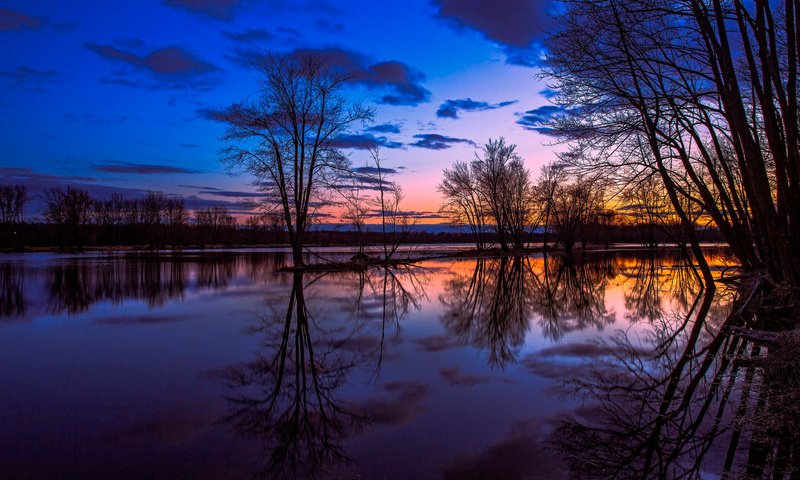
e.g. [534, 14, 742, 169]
[0, 248, 788, 479]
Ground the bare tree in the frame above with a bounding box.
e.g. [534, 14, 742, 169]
[0, 185, 26, 248]
[543, 0, 800, 286]
[42, 186, 93, 250]
[439, 161, 488, 249]
[220, 52, 374, 267]
[439, 137, 534, 250]
[369, 147, 413, 260]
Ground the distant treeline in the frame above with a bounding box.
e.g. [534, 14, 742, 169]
[0, 184, 722, 251]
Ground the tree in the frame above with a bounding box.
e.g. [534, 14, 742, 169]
[42, 186, 93, 250]
[0, 185, 26, 249]
[220, 52, 374, 267]
[543, 0, 800, 286]
[439, 161, 488, 250]
[439, 138, 534, 250]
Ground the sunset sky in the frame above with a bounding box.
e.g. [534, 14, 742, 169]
[1, 0, 565, 223]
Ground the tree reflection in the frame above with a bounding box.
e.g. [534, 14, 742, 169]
[34, 253, 281, 315]
[530, 254, 616, 341]
[221, 273, 364, 478]
[549, 281, 800, 478]
[440, 257, 534, 368]
[0, 263, 25, 319]
[221, 267, 427, 478]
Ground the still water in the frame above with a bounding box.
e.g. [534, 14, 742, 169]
[0, 248, 783, 479]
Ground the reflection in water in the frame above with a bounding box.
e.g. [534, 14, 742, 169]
[439, 253, 700, 367]
[549, 277, 800, 478]
[0, 252, 286, 318]
[221, 267, 427, 479]
[440, 257, 533, 368]
[530, 255, 616, 341]
[8, 249, 790, 478]
[221, 272, 364, 478]
[1, 263, 24, 319]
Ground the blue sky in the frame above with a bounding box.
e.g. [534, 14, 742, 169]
[0, 0, 564, 220]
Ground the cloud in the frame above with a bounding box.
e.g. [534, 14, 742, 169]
[196, 189, 272, 198]
[410, 133, 475, 150]
[516, 105, 568, 131]
[537, 342, 616, 357]
[433, 0, 555, 66]
[352, 166, 398, 175]
[440, 420, 567, 480]
[92, 161, 202, 175]
[415, 334, 463, 352]
[223, 28, 274, 43]
[0, 66, 58, 90]
[63, 113, 128, 125]
[353, 381, 430, 427]
[87, 43, 217, 76]
[0, 8, 43, 31]
[196, 107, 228, 122]
[315, 18, 344, 33]
[227, 47, 430, 105]
[163, 0, 242, 19]
[95, 314, 193, 326]
[0, 167, 95, 184]
[366, 122, 401, 134]
[539, 87, 559, 99]
[288, 48, 431, 106]
[330, 133, 403, 150]
[439, 367, 501, 387]
[436, 98, 517, 119]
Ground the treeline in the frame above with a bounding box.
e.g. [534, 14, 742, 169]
[1, 182, 722, 251]
[439, 138, 704, 253]
[1, 186, 285, 250]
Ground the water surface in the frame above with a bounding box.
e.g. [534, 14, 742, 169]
[2, 249, 775, 479]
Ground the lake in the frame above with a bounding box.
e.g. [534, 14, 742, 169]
[1, 248, 786, 479]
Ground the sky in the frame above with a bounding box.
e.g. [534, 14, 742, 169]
[0, 0, 565, 223]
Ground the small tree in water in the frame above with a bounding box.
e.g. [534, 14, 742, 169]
[220, 52, 373, 267]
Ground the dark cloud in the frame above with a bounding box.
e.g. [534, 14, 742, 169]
[353, 381, 430, 427]
[197, 189, 272, 198]
[519, 354, 587, 380]
[439, 367, 499, 387]
[223, 28, 274, 43]
[0, 8, 43, 31]
[163, 0, 242, 19]
[410, 133, 475, 150]
[516, 105, 568, 131]
[537, 342, 615, 357]
[433, 0, 555, 66]
[440, 421, 567, 480]
[415, 334, 463, 352]
[330, 133, 403, 150]
[180, 184, 219, 190]
[436, 98, 517, 119]
[0, 66, 58, 90]
[366, 122, 402, 134]
[352, 166, 398, 175]
[95, 314, 192, 326]
[196, 107, 228, 122]
[87, 43, 217, 76]
[362, 209, 448, 220]
[92, 161, 202, 175]
[63, 113, 128, 125]
[287, 48, 431, 106]
[315, 18, 344, 33]
[434, 0, 554, 47]
[539, 87, 559, 99]
[0, 167, 95, 184]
